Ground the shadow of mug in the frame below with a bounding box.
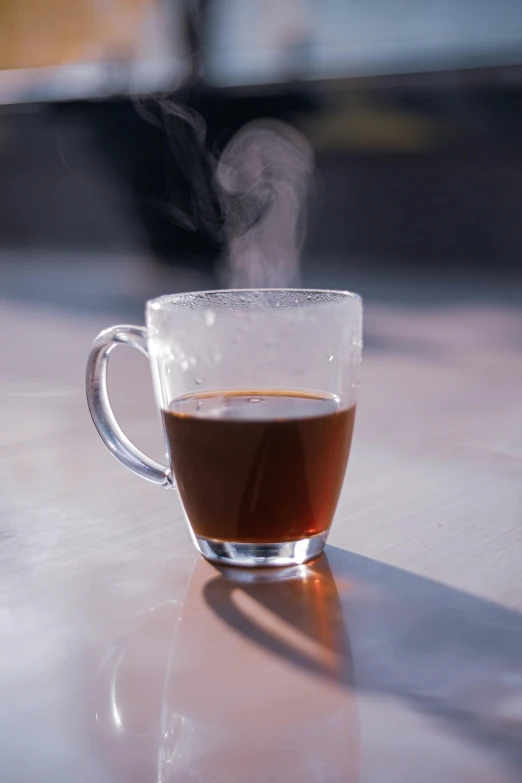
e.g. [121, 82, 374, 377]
[95, 542, 522, 782]
[96, 553, 359, 783]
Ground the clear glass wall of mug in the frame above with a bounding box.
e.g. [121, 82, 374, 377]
[86, 290, 362, 567]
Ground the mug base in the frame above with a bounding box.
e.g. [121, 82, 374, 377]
[195, 532, 328, 568]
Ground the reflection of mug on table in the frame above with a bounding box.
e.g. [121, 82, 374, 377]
[98, 554, 359, 783]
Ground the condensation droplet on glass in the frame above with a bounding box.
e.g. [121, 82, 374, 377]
[248, 397, 263, 403]
[165, 366, 171, 376]
[204, 311, 215, 327]
[306, 295, 312, 301]
[196, 401, 201, 411]
[328, 354, 334, 362]
[189, 356, 197, 367]
[195, 377, 202, 385]
[181, 359, 189, 372]
[151, 301, 160, 310]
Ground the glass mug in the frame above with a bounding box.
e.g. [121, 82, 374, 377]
[86, 289, 362, 567]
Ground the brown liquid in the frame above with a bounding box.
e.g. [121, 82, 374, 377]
[162, 390, 356, 544]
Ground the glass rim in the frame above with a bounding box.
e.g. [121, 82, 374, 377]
[147, 288, 362, 311]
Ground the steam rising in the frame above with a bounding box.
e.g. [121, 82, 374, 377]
[136, 97, 313, 287]
[217, 120, 313, 287]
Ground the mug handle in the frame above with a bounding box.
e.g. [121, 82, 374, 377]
[86, 325, 173, 487]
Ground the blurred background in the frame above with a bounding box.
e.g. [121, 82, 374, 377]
[1, 0, 522, 316]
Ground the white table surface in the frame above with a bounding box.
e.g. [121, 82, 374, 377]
[1, 289, 521, 782]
